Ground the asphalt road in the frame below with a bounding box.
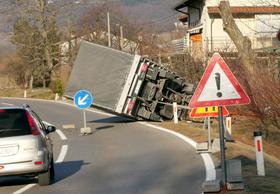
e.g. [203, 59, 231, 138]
[0, 98, 207, 194]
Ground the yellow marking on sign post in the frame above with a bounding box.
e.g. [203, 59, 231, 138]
[196, 106, 218, 114]
[189, 106, 229, 118]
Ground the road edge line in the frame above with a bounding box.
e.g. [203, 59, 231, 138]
[141, 122, 216, 181]
[55, 129, 67, 140]
[12, 184, 37, 194]
[55, 145, 68, 163]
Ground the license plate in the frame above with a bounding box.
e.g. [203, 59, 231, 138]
[0, 145, 18, 157]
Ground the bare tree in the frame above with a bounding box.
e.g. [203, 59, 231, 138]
[218, 1, 255, 73]
[12, 0, 62, 89]
[77, 1, 152, 54]
[218, 0, 280, 134]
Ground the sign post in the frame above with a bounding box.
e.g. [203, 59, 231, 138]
[207, 117, 211, 149]
[218, 106, 227, 184]
[189, 53, 250, 188]
[74, 90, 93, 135]
[189, 106, 229, 150]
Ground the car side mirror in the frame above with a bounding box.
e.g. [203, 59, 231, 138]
[47, 125, 56, 133]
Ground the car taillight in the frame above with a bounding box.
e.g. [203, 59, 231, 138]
[35, 161, 44, 165]
[127, 100, 135, 113]
[26, 112, 40, 136]
[0, 109, 6, 113]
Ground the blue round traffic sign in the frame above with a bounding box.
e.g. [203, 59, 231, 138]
[74, 90, 93, 109]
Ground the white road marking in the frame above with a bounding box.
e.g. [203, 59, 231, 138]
[62, 124, 75, 129]
[201, 153, 216, 181]
[55, 145, 68, 163]
[1, 102, 14, 106]
[56, 129, 67, 140]
[12, 184, 37, 194]
[12, 121, 68, 194]
[141, 122, 216, 181]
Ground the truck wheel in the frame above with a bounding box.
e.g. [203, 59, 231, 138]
[38, 168, 51, 186]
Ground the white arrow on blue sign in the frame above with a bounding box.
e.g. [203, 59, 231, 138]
[74, 90, 93, 109]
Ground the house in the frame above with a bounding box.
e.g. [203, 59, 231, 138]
[174, 0, 280, 59]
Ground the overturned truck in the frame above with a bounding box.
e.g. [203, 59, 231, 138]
[64, 40, 195, 121]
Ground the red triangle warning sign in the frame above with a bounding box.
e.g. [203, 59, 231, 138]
[189, 53, 250, 108]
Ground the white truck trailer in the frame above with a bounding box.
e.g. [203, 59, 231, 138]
[64, 40, 194, 121]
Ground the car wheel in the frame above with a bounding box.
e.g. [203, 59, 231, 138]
[38, 168, 51, 186]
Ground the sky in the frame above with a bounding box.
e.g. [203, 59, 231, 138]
[0, 0, 184, 53]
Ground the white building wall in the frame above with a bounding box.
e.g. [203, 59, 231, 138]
[202, 0, 280, 51]
[187, 0, 280, 58]
[205, 17, 257, 51]
[205, 0, 279, 7]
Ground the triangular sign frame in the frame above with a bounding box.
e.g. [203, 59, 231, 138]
[189, 106, 229, 118]
[189, 53, 250, 108]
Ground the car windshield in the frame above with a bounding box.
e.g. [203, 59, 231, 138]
[0, 109, 31, 138]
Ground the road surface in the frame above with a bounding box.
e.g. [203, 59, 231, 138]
[0, 98, 209, 194]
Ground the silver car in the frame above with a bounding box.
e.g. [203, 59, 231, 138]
[0, 104, 56, 185]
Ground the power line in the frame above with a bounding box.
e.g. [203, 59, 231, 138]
[146, 13, 180, 25]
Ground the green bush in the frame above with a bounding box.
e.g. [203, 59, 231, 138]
[54, 79, 63, 96]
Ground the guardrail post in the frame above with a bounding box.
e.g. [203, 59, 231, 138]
[24, 90, 27, 98]
[254, 131, 265, 176]
[55, 93, 59, 101]
[173, 102, 178, 124]
[225, 117, 232, 141]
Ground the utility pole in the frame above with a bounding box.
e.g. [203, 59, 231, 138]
[158, 49, 162, 64]
[107, 12, 111, 47]
[120, 25, 123, 50]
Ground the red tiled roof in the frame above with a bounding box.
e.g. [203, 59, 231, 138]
[208, 6, 280, 14]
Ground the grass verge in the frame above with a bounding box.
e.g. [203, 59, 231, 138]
[158, 120, 280, 194]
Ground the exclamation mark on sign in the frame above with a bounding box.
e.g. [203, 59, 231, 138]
[215, 73, 222, 98]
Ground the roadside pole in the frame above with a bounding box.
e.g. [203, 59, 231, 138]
[55, 93, 59, 101]
[83, 109, 87, 129]
[225, 117, 233, 141]
[173, 102, 178, 124]
[207, 117, 212, 149]
[218, 106, 227, 186]
[107, 12, 111, 47]
[254, 131, 265, 176]
[203, 117, 207, 130]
